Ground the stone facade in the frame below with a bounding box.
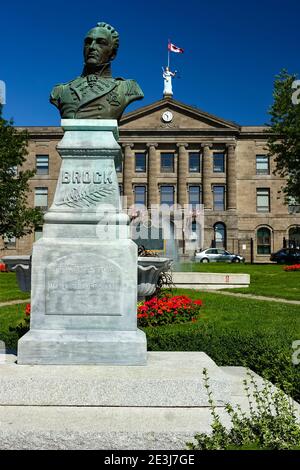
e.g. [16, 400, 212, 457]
[1, 98, 300, 262]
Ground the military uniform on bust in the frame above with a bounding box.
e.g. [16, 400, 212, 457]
[50, 65, 143, 120]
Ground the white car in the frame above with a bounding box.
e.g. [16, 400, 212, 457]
[194, 248, 245, 263]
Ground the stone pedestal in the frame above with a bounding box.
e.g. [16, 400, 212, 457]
[18, 119, 147, 365]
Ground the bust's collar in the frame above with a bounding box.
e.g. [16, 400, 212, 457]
[81, 63, 112, 79]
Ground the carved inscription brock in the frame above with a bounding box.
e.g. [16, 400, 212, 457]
[45, 256, 123, 316]
[55, 169, 116, 208]
[62, 170, 113, 185]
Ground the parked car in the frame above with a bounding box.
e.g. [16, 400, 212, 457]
[270, 248, 300, 264]
[194, 248, 245, 263]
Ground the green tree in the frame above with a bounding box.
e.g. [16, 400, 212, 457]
[0, 105, 43, 242]
[267, 70, 300, 204]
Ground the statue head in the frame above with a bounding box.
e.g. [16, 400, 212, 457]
[83, 22, 119, 69]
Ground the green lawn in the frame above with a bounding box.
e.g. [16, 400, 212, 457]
[0, 273, 30, 302]
[173, 289, 300, 333]
[178, 263, 300, 301]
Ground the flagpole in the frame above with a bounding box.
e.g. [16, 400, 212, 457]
[168, 39, 170, 68]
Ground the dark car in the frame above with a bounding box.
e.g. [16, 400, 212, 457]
[270, 248, 300, 264]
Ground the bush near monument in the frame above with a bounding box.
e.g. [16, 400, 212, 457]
[187, 369, 300, 450]
[137, 295, 202, 327]
[145, 323, 300, 402]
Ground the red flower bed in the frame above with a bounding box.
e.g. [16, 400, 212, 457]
[22, 297, 203, 328]
[137, 295, 202, 327]
[25, 303, 31, 316]
[284, 264, 300, 272]
[0, 263, 7, 272]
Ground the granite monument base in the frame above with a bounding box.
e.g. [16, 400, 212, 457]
[1, 352, 298, 449]
[17, 119, 147, 365]
[18, 330, 147, 366]
[17, 237, 147, 366]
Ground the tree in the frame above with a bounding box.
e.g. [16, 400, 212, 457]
[0, 105, 43, 242]
[267, 70, 300, 204]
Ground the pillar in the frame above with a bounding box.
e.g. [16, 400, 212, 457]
[123, 143, 134, 208]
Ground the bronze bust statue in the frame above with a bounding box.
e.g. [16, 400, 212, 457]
[50, 22, 144, 120]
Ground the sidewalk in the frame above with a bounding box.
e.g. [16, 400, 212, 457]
[0, 299, 30, 308]
[213, 290, 300, 305]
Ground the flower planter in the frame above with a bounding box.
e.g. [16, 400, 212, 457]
[137, 257, 172, 301]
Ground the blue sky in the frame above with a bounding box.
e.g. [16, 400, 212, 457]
[1, 0, 299, 126]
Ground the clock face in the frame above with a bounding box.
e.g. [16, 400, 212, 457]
[162, 111, 173, 122]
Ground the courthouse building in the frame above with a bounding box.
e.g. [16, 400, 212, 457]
[1, 97, 300, 262]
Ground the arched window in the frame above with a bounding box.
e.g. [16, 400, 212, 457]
[214, 222, 226, 249]
[257, 227, 271, 254]
[288, 226, 300, 249]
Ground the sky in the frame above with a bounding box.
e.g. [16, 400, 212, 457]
[1, 0, 299, 126]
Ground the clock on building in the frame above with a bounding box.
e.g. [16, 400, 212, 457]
[161, 111, 173, 122]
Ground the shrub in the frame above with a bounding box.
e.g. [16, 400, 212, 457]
[186, 369, 300, 450]
[143, 322, 300, 401]
[137, 295, 202, 327]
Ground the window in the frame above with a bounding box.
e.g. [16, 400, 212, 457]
[189, 152, 200, 173]
[118, 183, 123, 195]
[134, 185, 146, 205]
[206, 249, 218, 254]
[257, 188, 270, 212]
[288, 227, 300, 249]
[34, 187, 48, 210]
[288, 197, 300, 214]
[257, 227, 271, 254]
[10, 165, 18, 176]
[160, 153, 174, 173]
[34, 227, 43, 242]
[214, 222, 226, 248]
[213, 186, 225, 211]
[256, 155, 269, 175]
[189, 185, 201, 208]
[3, 236, 16, 249]
[213, 152, 225, 173]
[135, 153, 146, 172]
[115, 160, 122, 173]
[36, 155, 49, 175]
[189, 219, 201, 242]
[160, 185, 175, 206]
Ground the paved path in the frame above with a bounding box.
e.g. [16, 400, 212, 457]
[1, 294, 300, 308]
[0, 299, 30, 308]
[212, 290, 300, 305]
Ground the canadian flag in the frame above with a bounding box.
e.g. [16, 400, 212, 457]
[168, 42, 184, 53]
